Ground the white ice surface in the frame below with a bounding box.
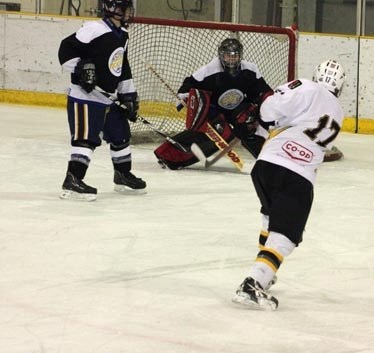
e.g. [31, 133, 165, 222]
[0, 103, 373, 353]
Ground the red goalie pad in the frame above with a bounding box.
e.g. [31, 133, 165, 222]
[154, 141, 197, 170]
[154, 119, 235, 170]
[185, 88, 212, 133]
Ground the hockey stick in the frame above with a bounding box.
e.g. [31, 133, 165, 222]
[117, 104, 188, 153]
[203, 124, 243, 170]
[95, 87, 188, 152]
[133, 115, 188, 152]
[140, 57, 178, 101]
[191, 137, 241, 169]
[140, 57, 243, 171]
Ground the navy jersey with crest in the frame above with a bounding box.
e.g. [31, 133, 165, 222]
[58, 18, 136, 105]
[177, 57, 272, 112]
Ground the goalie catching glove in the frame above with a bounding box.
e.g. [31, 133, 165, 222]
[118, 93, 139, 122]
[232, 103, 259, 140]
[75, 59, 97, 93]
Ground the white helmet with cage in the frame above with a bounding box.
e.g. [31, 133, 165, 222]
[312, 60, 346, 97]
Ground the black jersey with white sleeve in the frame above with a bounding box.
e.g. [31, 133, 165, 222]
[58, 18, 136, 105]
[177, 57, 272, 112]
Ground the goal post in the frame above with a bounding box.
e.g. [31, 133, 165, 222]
[128, 17, 297, 140]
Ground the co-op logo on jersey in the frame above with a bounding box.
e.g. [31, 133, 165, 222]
[108, 47, 124, 77]
[282, 140, 313, 162]
[218, 89, 244, 110]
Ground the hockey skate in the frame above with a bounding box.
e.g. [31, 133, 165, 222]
[232, 277, 278, 310]
[60, 172, 97, 201]
[113, 170, 147, 194]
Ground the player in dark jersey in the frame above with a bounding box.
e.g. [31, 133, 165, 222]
[58, 0, 145, 201]
[154, 38, 274, 170]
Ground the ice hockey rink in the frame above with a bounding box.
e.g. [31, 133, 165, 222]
[0, 103, 373, 353]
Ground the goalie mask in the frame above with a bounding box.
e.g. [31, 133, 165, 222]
[218, 38, 243, 76]
[312, 60, 346, 97]
[102, 0, 134, 25]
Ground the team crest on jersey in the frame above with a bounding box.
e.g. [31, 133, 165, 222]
[218, 89, 244, 110]
[108, 47, 124, 77]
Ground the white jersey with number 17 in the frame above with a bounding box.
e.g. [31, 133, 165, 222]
[258, 79, 344, 185]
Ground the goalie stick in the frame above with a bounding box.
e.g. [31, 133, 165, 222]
[204, 123, 243, 171]
[191, 137, 241, 169]
[95, 87, 188, 153]
[140, 57, 243, 171]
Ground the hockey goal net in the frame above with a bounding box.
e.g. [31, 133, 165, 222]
[128, 17, 297, 141]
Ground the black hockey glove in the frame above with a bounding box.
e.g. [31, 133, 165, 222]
[233, 103, 259, 140]
[75, 59, 97, 93]
[118, 93, 139, 122]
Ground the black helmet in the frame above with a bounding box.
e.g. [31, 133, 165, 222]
[102, 0, 134, 24]
[218, 38, 243, 76]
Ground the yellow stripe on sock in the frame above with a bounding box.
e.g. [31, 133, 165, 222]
[256, 257, 278, 272]
[262, 247, 284, 263]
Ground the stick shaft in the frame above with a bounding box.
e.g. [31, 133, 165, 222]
[94, 86, 188, 152]
[205, 138, 241, 168]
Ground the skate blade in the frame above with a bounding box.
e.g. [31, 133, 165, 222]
[232, 292, 278, 311]
[60, 190, 97, 201]
[114, 185, 147, 195]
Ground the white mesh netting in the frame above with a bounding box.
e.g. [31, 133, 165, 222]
[128, 18, 297, 141]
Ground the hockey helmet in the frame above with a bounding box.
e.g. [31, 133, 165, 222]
[102, 0, 134, 24]
[218, 38, 243, 76]
[312, 60, 346, 97]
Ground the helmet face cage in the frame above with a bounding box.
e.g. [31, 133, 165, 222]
[218, 38, 243, 76]
[102, 0, 134, 23]
[312, 60, 346, 97]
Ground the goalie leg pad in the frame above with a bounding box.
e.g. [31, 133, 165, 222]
[154, 125, 235, 170]
[154, 142, 197, 170]
[154, 130, 198, 170]
[209, 113, 235, 142]
[241, 134, 266, 158]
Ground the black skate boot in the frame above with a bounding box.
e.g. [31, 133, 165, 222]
[113, 170, 146, 194]
[60, 172, 97, 201]
[232, 277, 278, 310]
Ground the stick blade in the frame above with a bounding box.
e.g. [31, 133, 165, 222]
[190, 143, 207, 165]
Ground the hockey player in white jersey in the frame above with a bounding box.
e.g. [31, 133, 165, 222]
[232, 60, 346, 310]
[58, 0, 146, 201]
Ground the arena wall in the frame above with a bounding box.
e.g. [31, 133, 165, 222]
[0, 13, 373, 134]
